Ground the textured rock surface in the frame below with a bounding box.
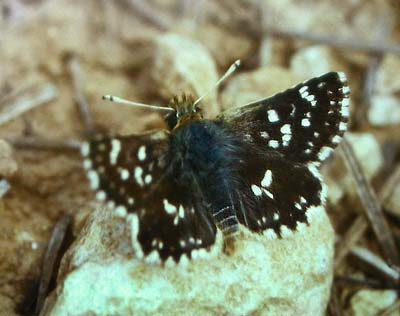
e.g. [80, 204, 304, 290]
[290, 46, 347, 79]
[43, 203, 334, 316]
[0, 140, 17, 177]
[152, 33, 220, 118]
[350, 289, 399, 316]
[368, 94, 400, 126]
[324, 132, 384, 205]
[220, 66, 300, 109]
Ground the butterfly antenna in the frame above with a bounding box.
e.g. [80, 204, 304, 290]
[193, 59, 241, 106]
[102, 95, 175, 113]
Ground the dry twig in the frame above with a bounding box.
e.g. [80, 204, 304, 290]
[127, 0, 173, 30]
[8, 137, 81, 151]
[35, 215, 73, 316]
[340, 137, 400, 267]
[68, 57, 94, 134]
[0, 84, 58, 126]
[266, 28, 400, 56]
[350, 246, 400, 284]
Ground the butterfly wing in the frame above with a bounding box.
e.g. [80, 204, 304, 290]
[220, 72, 350, 164]
[220, 72, 349, 236]
[81, 131, 219, 263]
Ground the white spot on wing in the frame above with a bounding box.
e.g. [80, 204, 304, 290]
[120, 169, 129, 180]
[251, 184, 263, 196]
[83, 159, 92, 170]
[81, 143, 90, 157]
[115, 205, 127, 217]
[338, 72, 347, 83]
[96, 190, 106, 201]
[301, 118, 311, 127]
[280, 124, 291, 135]
[163, 199, 177, 214]
[129, 214, 143, 258]
[282, 134, 291, 145]
[138, 146, 146, 161]
[299, 86, 308, 94]
[281, 226, 294, 238]
[318, 146, 333, 161]
[268, 140, 279, 148]
[145, 250, 160, 264]
[109, 139, 121, 165]
[261, 170, 272, 187]
[267, 109, 279, 122]
[305, 95, 315, 102]
[332, 135, 341, 144]
[144, 174, 152, 184]
[87, 170, 99, 189]
[264, 229, 277, 240]
[342, 86, 350, 94]
[260, 131, 269, 139]
[339, 121, 347, 131]
[134, 167, 144, 186]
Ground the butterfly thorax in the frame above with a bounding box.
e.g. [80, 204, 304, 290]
[169, 120, 244, 231]
[167, 93, 202, 129]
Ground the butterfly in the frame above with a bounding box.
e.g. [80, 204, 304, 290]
[81, 62, 350, 265]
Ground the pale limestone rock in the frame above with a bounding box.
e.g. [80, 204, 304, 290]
[324, 133, 383, 205]
[43, 203, 334, 316]
[0, 140, 17, 177]
[188, 23, 255, 69]
[375, 55, 400, 95]
[290, 46, 347, 79]
[152, 33, 220, 118]
[350, 289, 399, 316]
[220, 66, 300, 110]
[368, 94, 400, 126]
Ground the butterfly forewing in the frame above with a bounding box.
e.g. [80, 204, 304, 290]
[82, 131, 218, 263]
[220, 72, 350, 164]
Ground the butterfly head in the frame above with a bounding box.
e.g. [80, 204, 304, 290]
[165, 93, 202, 129]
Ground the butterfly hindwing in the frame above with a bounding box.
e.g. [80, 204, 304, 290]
[220, 72, 350, 164]
[233, 147, 324, 238]
[81, 131, 218, 263]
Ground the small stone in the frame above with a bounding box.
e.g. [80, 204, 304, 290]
[0, 140, 18, 177]
[349, 289, 399, 316]
[375, 54, 400, 94]
[290, 46, 347, 79]
[152, 33, 220, 118]
[43, 204, 334, 316]
[191, 24, 255, 70]
[324, 133, 383, 205]
[220, 66, 300, 109]
[368, 94, 400, 126]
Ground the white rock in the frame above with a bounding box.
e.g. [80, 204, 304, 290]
[152, 33, 220, 118]
[43, 204, 334, 316]
[324, 132, 383, 205]
[290, 46, 346, 79]
[368, 94, 400, 126]
[350, 289, 399, 316]
[375, 54, 400, 94]
[220, 66, 300, 109]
